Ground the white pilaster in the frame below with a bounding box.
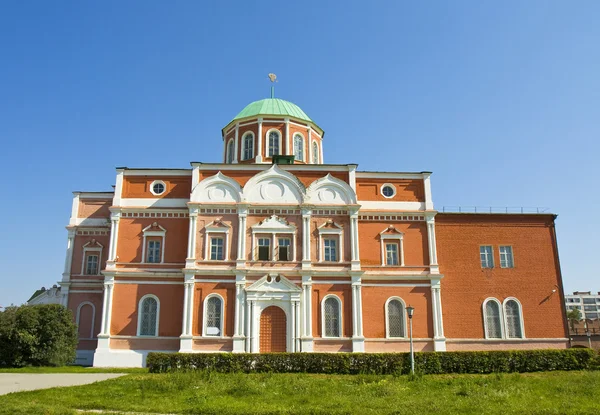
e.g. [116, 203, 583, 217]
[285, 118, 291, 155]
[319, 140, 324, 164]
[236, 206, 248, 267]
[233, 274, 246, 352]
[180, 272, 195, 352]
[113, 170, 124, 207]
[431, 278, 446, 351]
[423, 172, 434, 210]
[106, 210, 121, 270]
[308, 129, 313, 163]
[301, 275, 314, 351]
[256, 117, 263, 163]
[301, 208, 312, 269]
[97, 275, 115, 350]
[426, 213, 439, 274]
[348, 164, 357, 191]
[186, 207, 198, 268]
[233, 123, 239, 164]
[62, 228, 76, 281]
[69, 193, 80, 226]
[351, 275, 365, 352]
[349, 207, 361, 271]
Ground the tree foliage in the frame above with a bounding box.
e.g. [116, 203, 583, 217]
[567, 308, 582, 330]
[0, 304, 78, 367]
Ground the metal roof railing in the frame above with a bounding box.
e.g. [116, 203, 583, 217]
[441, 206, 551, 214]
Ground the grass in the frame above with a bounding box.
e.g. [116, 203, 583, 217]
[0, 366, 147, 374]
[0, 370, 598, 414]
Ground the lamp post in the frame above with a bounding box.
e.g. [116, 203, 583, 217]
[406, 305, 415, 375]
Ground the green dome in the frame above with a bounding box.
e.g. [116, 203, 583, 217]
[228, 98, 321, 131]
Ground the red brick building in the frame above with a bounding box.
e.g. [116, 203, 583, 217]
[59, 97, 569, 367]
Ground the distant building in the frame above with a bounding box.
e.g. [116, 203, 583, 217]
[27, 285, 62, 305]
[565, 291, 600, 321]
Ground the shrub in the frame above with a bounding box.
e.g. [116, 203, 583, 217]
[0, 304, 78, 367]
[147, 348, 596, 375]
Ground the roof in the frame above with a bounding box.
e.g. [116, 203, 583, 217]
[27, 289, 46, 303]
[225, 98, 322, 133]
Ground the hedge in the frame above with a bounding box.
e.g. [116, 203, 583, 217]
[147, 349, 596, 375]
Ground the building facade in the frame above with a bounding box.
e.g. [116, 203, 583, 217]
[565, 291, 600, 321]
[59, 97, 569, 367]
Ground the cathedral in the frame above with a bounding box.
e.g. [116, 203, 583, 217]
[60, 94, 569, 367]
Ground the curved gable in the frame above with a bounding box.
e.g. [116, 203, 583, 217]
[306, 173, 357, 205]
[243, 165, 305, 204]
[191, 172, 242, 203]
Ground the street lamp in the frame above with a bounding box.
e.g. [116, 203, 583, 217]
[406, 305, 415, 375]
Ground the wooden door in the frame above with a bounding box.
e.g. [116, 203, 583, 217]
[259, 306, 287, 352]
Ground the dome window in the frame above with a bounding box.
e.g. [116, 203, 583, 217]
[381, 184, 396, 198]
[312, 141, 319, 164]
[268, 130, 280, 157]
[151, 180, 166, 196]
[294, 134, 304, 162]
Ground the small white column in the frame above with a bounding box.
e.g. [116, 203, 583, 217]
[426, 213, 439, 274]
[236, 206, 248, 267]
[319, 139, 324, 164]
[351, 275, 365, 352]
[106, 211, 121, 270]
[233, 274, 246, 352]
[431, 278, 446, 351]
[62, 228, 76, 282]
[186, 207, 198, 268]
[256, 118, 263, 163]
[423, 172, 434, 210]
[97, 275, 115, 350]
[301, 208, 312, 269]
[290, 299, 296, 352]
[301, 275, 314, 351]
[180, 272, 195, 352]
[233, 123, 239, 164]
[285, 118, 291, 155]
[307, 129, 313, 163]
[349, 208, 361, 271]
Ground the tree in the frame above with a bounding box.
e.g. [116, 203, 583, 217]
[566, 308, 582, 331]
[0, 304, 78, 367]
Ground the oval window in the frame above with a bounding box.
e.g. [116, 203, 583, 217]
[382, 184, 395, 198]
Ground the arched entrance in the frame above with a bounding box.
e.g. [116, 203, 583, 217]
[260, 306, 287, 352]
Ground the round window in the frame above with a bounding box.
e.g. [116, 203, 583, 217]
[381, 184, 395, 198]
[151, 181, 166, 195]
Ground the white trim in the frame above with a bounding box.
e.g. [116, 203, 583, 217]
[499, 245, 515, 268]
[113, 280, 183, 285]
[119, 198, 189, 208]
[76, 301, 96, 340]
[142, 223, 166, 264]
[70, 193, 80, 226]
[149, 180, 167, 196]
[362, 283, 431, 287]
[122, 169, 191, 176]
[74, 218, 110, 227]
[446, 338, 568, 343]
[321, 294, 343, 338]
[241, 131, 255, 160]
[203, 293, 225, 337]
[137, 294, 160, 337]
[193, 278, 236, 283]
[77, 192, 115, 199]
[293, 132, 305, 162]
[503, 297, 526, 339]
[265, 128, 282, 157]
[379, 226, 405, 266]
[380, 183, 396, 199]
[204, 220, 231, 261]
[482, 297, 504, 339]
[356, 172, 429, 180]
[82, 240, 104, 275]
[317, 221, 344, 263]
[384, 297, 406, 339]
[358, 201, 426, 210]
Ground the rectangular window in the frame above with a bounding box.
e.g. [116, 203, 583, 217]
[583, 298, 596, 305]
[480, 246, 494, 268]
[499, 246, 514, 268]
[385, 243, 399, 266]
[586, 313, 599, 320]
[258, 238, 270, 261]
[147, 240, 161, 263]
[278, 238, 291, 261]
[324, 238, 338, 262]
[85, 254, 99, 275]
[584, 305, 597, 312]
[210, 237, 224, 260]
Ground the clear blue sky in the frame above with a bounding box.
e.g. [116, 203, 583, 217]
[1, 1, 598, 307]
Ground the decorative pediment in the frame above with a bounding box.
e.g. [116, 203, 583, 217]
[246, 274, 302, 293]
[317, 220, 343, 234]
[380, 225, 404, 239]
[142, 222, 167, 235]
[243, 165, 305, 204]
[251, 215, 297, 234]
[305, 173, 357, 205]
[191, 172, 243, 203]
[205, 219, 231, 233]
[82, 239, 104, 248]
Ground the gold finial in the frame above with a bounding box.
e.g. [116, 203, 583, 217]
[268, 73, 277, 98]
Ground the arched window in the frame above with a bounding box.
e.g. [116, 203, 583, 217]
[386, 297, 406, 338]
[504, 299, 524, 338]
[138, 295, 159, 336]
[323, 295, 342, 337]
[204, 295, 223, 336]
[294, 134, 304, 161]
[226, 139, 234, 163]
[483, 298, 503, 339]
[76, 302, 96, 340]
[243, 133, 254, 160]
[312, 141, 319, 164]
[268, 131, 280, 157]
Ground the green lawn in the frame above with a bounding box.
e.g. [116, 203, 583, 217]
[0, 371, 598, 414]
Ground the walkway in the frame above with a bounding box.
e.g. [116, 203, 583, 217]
[0, 373, 125, 395]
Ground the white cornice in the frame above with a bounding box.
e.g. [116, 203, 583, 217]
[118, 198, 189, 208]
[121, 169, 192, 176]
[191, 163, 354, 173]
[358, 201, 426, 211]
[356, 172, 429, 180]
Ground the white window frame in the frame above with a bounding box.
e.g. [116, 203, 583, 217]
[317, 221, 344, 263]
[293, 133, 305, 162]
[150, 180, 167, 196]
[480, 245, 494, 268]
[137, 294, 160, 337]
[312, 140, 319, 164]
[266, 129, 281, 157]
[499, 245, 514, 268]
[380, 227, 404, 266]
[76, 301, 96, 340]
[142, 223, 167, 264]
[503, 297, 525, 339]
[380, 183, 396, 199]
[209, 236, 225, 260]
[242, 132, 254, 160]
[385, 296, 407, 338]
[321, 294, 343, 338]
[251, 215, 297, 262]
[482, 297, 504, 339]
[226, 138, 235, 163]
[204, 220, 231, 261]
[278, 237, 292, 261]
[81, 240, 104, 275]
[203, 293, 225, 337]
